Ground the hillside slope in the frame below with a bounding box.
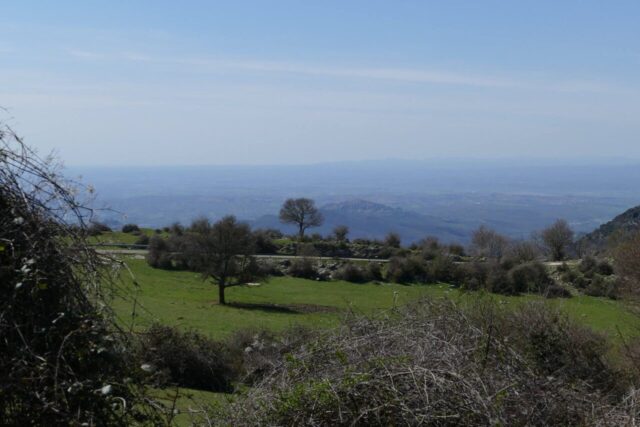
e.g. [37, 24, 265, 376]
[579, 204, 640, 253]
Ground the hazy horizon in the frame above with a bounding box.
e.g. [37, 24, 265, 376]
[67, 160, 640, 243]
[62, 156, 640, 168]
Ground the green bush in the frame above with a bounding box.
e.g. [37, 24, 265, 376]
[121, 223, 140, 233]
[134, 234, 150, 245]
[367, 262, 384, 281]
[146, 235, 173, 269]
[585, 275, 618, 299]
[386, 256, 427, 283]
[138, 324, 239, 393]
[508, 262, 554, 294]
[544, 284, 572, 298]
[427, 254, 458, 283]
[486, 264, 512, 294]
[87, 221, 112, 236]
[253, 229, 279, 254]
[457, 261, 490, 290]
[596, 260, 615, 276]
[288, 258, 318, 279]
[332, 263, 371, 283]
[580, 256, 598, 276]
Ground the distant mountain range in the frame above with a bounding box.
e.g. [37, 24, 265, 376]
[252, 200, 472, 243]
[578, 205, 640, 253]
[68, 160, 640, 244]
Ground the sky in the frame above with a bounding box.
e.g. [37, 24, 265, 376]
[1, 1, 639, 166]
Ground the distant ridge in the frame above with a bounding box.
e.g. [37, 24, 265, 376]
[579, 205, 640, 253]
[252, 199, 472, 244]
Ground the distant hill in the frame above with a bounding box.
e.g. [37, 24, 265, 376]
[578, 205, 640, 253]
[71, 161, 640, 243]
[252, 199, 472, 244]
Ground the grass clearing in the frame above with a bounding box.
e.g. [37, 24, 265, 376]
[112, 258, 640, 343]
[114, 257, 640, 424]
[112, 258, 436, 338]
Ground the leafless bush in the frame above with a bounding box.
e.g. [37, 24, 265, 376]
[0, 123, 160, 424]
[614, 231, 640, 297]
[219, 298, 625, 426]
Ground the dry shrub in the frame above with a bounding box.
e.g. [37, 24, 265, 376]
[226, 325, 317, 386]
[501, 302, 614, 389]
[0, 123, 159, 424]
[219, 298, 628, 426]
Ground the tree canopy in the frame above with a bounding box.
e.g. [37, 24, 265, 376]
[187, 216, 263, 305]
[279, 198, 324, 240]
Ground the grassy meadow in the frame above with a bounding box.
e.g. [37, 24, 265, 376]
[110, 255, 640, 425]
[113, 257, 640, 342]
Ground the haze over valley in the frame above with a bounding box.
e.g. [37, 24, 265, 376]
[73, 159, 640, 243]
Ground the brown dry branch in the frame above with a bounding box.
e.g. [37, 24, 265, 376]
[217, 298, 637, 426]
[0, 122, 161, 425]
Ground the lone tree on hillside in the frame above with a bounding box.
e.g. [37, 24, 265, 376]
[188, 216, 263, 305]
[279, 198, 324, 240]
[541, 219, 574, 261]
[333, 225, 349, 242]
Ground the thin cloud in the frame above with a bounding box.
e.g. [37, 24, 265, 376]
[196, 59, 518, 88]
[65, 49, 626, 94]
[67, 49, 109, 60]
[66, 49, 518, 88]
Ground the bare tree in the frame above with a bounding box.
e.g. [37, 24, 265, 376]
[613, 231, 640, 296]
[279, 198, 324, 240]
[187, 216, 262, 305]
[471, 225, 509, 259]
[333, 225, 349, 242]
[541, 219, 574, 261]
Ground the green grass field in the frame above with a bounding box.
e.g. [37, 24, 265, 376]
[113, 257, 640, 342]
[112, 257, 640, 424]
[112, 258, 437, 338]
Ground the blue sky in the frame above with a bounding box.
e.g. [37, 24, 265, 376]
[1, 1, 639, 165]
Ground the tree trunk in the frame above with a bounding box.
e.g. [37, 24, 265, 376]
[298, 224, 304, 241]
[218, 282, 226, 305]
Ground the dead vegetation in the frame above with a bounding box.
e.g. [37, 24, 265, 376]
[0, 123, 160, 425]
[216, 298, 640, 426]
